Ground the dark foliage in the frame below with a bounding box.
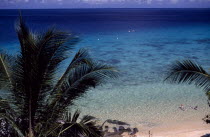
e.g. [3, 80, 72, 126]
[56, 111, 102, 137]
[0, 16, 118, 137]
[165, 60, 210, 92]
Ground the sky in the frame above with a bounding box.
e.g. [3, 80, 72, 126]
[1, 0, 210, 9]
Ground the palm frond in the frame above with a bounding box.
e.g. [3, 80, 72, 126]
[0, 52, 13, 90]
[49, 61, 118, 112]
[16, 15, 37, 56]
[34, 28, 79, 122]
[42, 122, 63, 137]
[165, 60, 210, 92]
[71, 110, 80, 123]
[68, 60, 118, 88]
[58, 111, 102, 137]
[13, 16, 80, 127]
[80, 115, 97, 125]
[0, 98, 24, 137]
[13, 16, 39, 122]
[51, 48, 91, 96]
[36, 28, 78, 85]
[40, 50, 98, 128]
[43, 61, 118, 125]
[0, 98, 16, 117]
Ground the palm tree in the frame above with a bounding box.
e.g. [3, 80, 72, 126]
[0, 16, 118, 137]
[164, 59, 210, 123]
[165, 60, 210, 94]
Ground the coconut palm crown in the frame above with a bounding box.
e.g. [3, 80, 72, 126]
[0, 17, 118, 137]
[165, 59, 210, 94]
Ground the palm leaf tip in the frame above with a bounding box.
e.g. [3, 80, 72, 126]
[69, 60, 118, 87]
[165, 60, 210, 91]
[15, 14, 29, 37]
[0, 52, 13, 90]
[58, 111, 102, 137]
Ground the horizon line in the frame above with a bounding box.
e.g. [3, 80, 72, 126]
[1, 7, 210, 10]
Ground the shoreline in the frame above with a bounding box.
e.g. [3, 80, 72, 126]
[136, 120, 210, 137]
[106, 120, 210, 137]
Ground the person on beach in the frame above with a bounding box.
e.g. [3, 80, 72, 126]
[193, 106, 198, 110]
[179, 104, 185, 111]
[179, 104, 198, 111]
[189, 105, 198, 110]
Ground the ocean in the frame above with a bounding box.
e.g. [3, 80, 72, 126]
[0, 8, 210, 131]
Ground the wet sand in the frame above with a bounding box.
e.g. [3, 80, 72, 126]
[114, 120, 210, 137]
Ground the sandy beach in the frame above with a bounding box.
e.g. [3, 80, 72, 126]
[104, 120, 210, 137]
[121, 120, 210, 137]
[134, 129, 210, 137]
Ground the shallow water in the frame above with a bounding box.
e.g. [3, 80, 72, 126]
[0, 9, 210, 129]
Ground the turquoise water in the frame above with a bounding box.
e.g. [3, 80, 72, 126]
[74, 21, 210, 129]
[0, 9, 210, 130]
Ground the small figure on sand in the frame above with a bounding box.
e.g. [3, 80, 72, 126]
[179, 104, 198, 111]
[190, 105, 198, 110]
[179, 104, 185, 111]
[194, 106, 198, 110]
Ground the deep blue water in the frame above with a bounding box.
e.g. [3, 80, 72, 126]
[0, 9, 209, 77]
[0, 9, 210, 45]
[0, 9, 210, 128]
